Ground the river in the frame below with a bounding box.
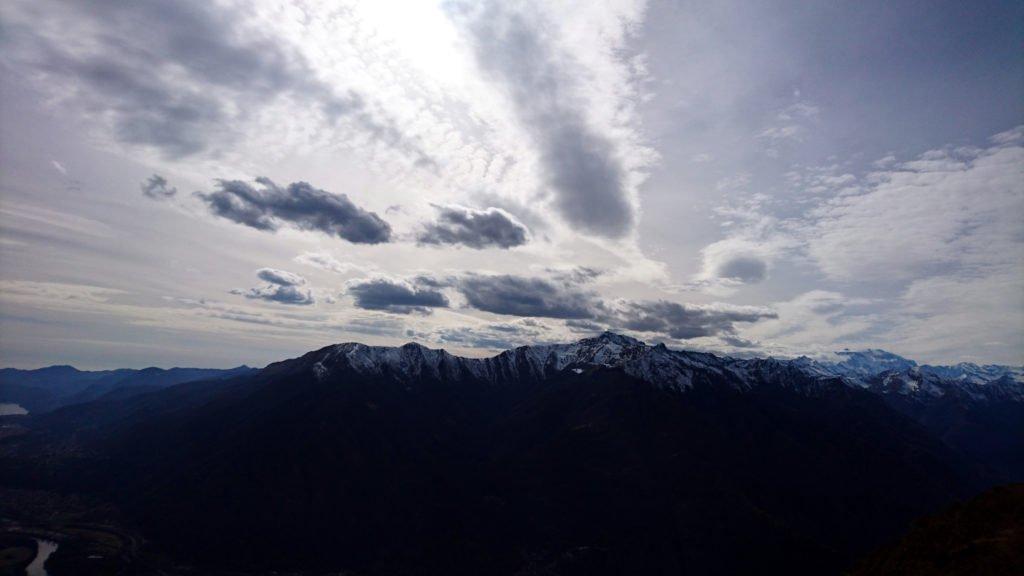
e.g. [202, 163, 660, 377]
[26, 539, 58, 576]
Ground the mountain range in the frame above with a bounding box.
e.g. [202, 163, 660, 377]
[0, 332, 1021, 575]
[0, 364, 255, 413]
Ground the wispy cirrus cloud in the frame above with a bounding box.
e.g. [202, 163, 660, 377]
[293, 251, 368, 276]
[701, 126, 1024, 363]
[802, 134, 1023, 284]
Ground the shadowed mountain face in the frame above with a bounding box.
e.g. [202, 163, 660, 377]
[862, 369, 1024, 480]
[847, 484, 1024, 576]
[0, 333, 1020, 575]
[0, 365, 255, 413]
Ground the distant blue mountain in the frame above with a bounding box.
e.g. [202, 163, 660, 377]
[0, 364, 256, 413]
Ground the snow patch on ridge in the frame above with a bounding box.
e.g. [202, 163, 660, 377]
[301, 332, 1022, 402]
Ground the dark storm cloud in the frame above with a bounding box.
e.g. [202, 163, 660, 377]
[1, 0, 431, 162]
[409, 274, 457, 290]
[456, 274, 600, 319]
[720, 335, 758, 349]
[243, 286, 314, 305]
[417, 205, 528, 249]
[565, 319, 605, 333]
[715, 255, 769, 283]
[617, 300, 777, 340]
[141, 174, 177, 199]
[256, 268, 306, 287]
[238, 268, 314, 306]
[453, 273, 774, 339]
[344, 267, 776, 340]
[197, 178, 392, 244]
[452, 3, 634, 238]
[348, 278, 450, 315]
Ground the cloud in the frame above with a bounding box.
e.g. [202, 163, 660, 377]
[293, 251, 365, 275]
[801, 136, 1023, 283]
[757, 124, 804, 142]
[738, 290, 881, 355]
[347, 278, 449, 315]
[432, 319, 551, 350]
[433, 326, 521, 350]
[757, 100, 820, 143]
[694, 195, 796, 292]
[990, 125, 1023, 145]
[417, 205, 528, 249]
[141, 174, 177, 199]
[450, 1, 647, 238]
[3, 1, 298, 157]
[714, 255, 768, 283]
[699, 239, 772, 285]
[197, 177, 391, 244]
[256, 268, 305, 287]
[343, 316, 409, 338]
[237, 268, 314, 306]
[616, 300, 777, 340]
[779, 101, 820, 121]
[888, 270, 1024, 364]
[565, 318, 605, 333]
[410, 274, 456, 289]
[706, 128, 1024, 363]
[249, 287, 314, 306]
[872, 155, 898, 168]
[705, 131, 1021, 306]
[0, 202, 115, 239]
[0, 0, 428, 162]
[715, 174, 751, 192]
[720, 335, 758, 349]
[456, 273, 600, 319]
[450, 271, 777, 341]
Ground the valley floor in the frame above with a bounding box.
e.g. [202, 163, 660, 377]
[2, 484, 1022, 576]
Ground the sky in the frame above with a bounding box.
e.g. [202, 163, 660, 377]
[0, 0, 1021, 369]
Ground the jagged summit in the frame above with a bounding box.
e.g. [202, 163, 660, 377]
[824, 348, 918, 379]
[581, 330, 645, 346]
[326, 330, 648, 362]
[285, 332, 1023, 404]
[296, 332, 804, 393]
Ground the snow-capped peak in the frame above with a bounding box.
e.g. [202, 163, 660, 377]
[291, 333, 1022, 404]
[302, 332, 791, 393]
[820, 349, 918, 381]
